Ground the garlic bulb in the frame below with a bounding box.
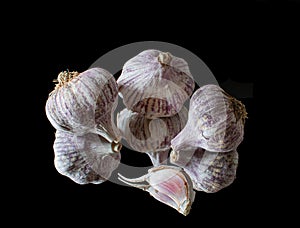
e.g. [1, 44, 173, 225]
[118, 165, 195, 216]
[171, 84, 247, 153]
[170, 148, 238, 193]
[54, 130, 121, 184]
[46, 68, 120, 144]
[117, 107, 188, 166]
[117, 49, 195, 118]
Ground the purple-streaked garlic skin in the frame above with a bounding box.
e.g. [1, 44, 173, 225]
[117, 107, 188, 153]
[118, 165, 195, 216]
[171, 84, 247, 153]
[94, 70, 120, 141]
[46, 68, 120, 141]
[117, 49, 195, 118]
[53, 130, 121, 185]
[117, 107, 188, 166]
[170, 148, 238, 193]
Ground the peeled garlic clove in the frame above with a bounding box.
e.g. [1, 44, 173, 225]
[46, 68, 120, 142]
[171, 84, 247, 153]
[53, 130, 121, 184]
[117, 107, 188, 165]
[170, 148, 238, 193]
[117, 49, 195, 118]
[118, 165, 195, 216]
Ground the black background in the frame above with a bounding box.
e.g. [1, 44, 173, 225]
[11, 1, 298, 226]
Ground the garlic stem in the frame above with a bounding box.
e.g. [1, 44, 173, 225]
[95, 126, 121, 153]
[118, 172, 149, 183]
[158, 52, 172, 65]
[54, 70, 79, 88]
[221, 90, 248, 124]
[117, 177, 149, 190]
[111, 141, 122, 153]
[231, 97, 248, 124]
[117, 173, 150, 190]
[146, 150, 169, 166]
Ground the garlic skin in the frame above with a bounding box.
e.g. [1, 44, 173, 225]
[117, 107, 188, 166]
[117, 49, 195, 118]
[170, 148, 238, 193]
[118, 165, 195, 216]
[54, 130, 121, 185]
[46, 68, 120, 143]
[171, 84, 247, 153]
[145, 151, 170, 167]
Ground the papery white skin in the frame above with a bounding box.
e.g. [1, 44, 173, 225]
[171, 84, 247, 153]
[170, 148, 238, 193]
[117, 49, 195, 118]
[118, 165, 195, 216]
[54, 130, 121, 185]
[46, 68, 120, 143]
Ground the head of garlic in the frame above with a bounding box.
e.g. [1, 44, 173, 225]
[170, 148, 238, 193]
[118, 165, 195, 216]
[117, 107, 188, 166]
[117, 49, 195, 118]
[171, 84, 247, 153]
[54, 130, 121, 184]
[45, 68, 120, 145]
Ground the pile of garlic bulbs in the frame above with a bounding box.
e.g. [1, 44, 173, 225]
[46, 49, 247, 216]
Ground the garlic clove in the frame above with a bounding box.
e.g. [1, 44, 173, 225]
[46, 68, 120, 143]
[53, 130, 121, 185]
[170, 148, 238, 193]
[171, 84, 247, 153]
[117, 107, 188, 166]
[117, 49, 195, 118]
[118, 165, 195, 216]
[94, 71, 121, 142]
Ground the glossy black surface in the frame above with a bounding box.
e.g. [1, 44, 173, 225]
[13, 1, 297, 226]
